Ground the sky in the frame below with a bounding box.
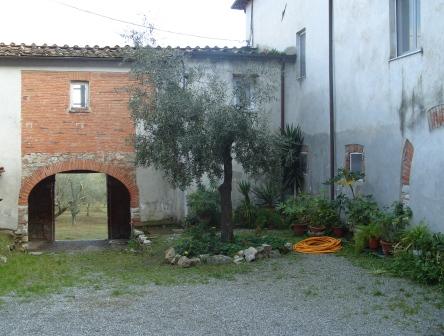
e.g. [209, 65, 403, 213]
[0, 0, 246, 47]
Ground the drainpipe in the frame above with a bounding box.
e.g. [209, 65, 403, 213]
[280, 60, 285, 130]
[328, 0, 336, 200]
[250, 0, 254, 46]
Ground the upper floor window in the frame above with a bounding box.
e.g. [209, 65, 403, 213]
[233, 74, 256, 109]
[70, 81, 89, 110]
[394, 0, 421, 56]
[296, 28, 306, 79]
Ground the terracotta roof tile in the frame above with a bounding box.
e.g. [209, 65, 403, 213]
[0, 43, 294, 62]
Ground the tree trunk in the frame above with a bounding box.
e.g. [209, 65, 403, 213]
[219, 148, 234, 242]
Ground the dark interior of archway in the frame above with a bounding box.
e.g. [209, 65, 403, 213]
[28, 173, 131, 242]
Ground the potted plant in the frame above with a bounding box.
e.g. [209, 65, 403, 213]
[354, 222, 382, 252]
[308, 197, 338, 236]
[379, 202, 412, 255]
[331, 193, 348, 237]
[346, 195, 379, 232]
[187, 184, 220, 224]
[277, 194, 311, 236]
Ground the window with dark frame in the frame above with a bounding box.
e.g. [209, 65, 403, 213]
[395, 0, 421, 56]
[70, 82, 89, 110]
[349, 152, 364, 174]
[232, 74, 256, 108]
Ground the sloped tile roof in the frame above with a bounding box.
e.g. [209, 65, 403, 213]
[0, 43, 294, 62]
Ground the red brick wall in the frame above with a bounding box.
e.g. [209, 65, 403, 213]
[21, 71, 134, 154]
[401, 139, 414, 186]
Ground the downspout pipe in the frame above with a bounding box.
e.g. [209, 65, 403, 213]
[328, 0, 336, 200]
[280, 60, 285, 130]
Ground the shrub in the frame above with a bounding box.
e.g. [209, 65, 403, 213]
[276, 193, 313, 226]
[186, 184, 220, 226]
[310, 197, 341, 229]
[253, 181, 280, 208]
[346, 195, 379, 229]
[255, 208, 284, 230]
[390, 227, 444, 285]
[234, 180, 257, 228]
[379, 202, 412, 243]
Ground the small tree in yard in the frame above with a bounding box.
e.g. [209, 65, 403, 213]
[128, 37, 278, 242]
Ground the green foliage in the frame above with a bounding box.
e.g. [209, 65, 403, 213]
[276, 193, 313, 226]
[255, 208, 284, 230]
[325, 168, 364, 199]
[354, 223, 383, 253]
[186, 184, 220, 223]
[234, 180, 257, 228]
[310, 197, 341, 229]
[129, 44, 278, 190]
[175, 226, 288, 257]
[253, 181, 281, 208]
[346, 195, 379, 229]
[378, 202, 412, 242]
[274, 124, 305, 194]
[389, 226, 444, 285]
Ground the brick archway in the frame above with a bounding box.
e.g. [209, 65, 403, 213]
[19, 160, 138, 207]
[17, 160, 140, 239]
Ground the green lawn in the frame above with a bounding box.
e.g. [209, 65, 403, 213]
[55, 207, 107, 240]
[0, 230, 298, 298]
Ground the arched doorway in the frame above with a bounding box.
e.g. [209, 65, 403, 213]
[27, 172, 132, 242]
[18, 160, 140, 243]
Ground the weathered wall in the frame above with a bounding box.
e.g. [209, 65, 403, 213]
[0, 67, 21, 229]
[245, 0, 331, 194]
[244, 0, 444, 231]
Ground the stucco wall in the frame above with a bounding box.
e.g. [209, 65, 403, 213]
[0, 67, 21, 230]
[244, 0, 444, 231]
[246, 0, 331, 193]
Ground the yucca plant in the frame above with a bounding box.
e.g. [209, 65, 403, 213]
[274, 124, 305, 196]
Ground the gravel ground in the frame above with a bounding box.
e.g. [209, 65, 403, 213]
[0, 254, 443, 336]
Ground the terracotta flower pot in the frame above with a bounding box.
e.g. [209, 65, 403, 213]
[308, 225, 326, 236]
[290, 223, 307, 236]
[332, 227, 346, 238]
[368, 238, 379, 251]
[380, 240, 394, 255]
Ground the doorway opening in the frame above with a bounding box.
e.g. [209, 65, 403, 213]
[28, 171, 131, 243]
[55, 173, 107, 240]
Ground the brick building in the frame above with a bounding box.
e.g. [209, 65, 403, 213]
[0, 43, 290, 242]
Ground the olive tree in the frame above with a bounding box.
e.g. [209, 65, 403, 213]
[128, 41, 278, 242]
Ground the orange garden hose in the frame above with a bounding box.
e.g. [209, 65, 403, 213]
[293, 236, 342, 254]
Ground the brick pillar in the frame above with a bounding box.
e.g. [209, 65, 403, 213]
[130, 207, 141, 229]
[400, 139, 414, 206]
[15, 205, 29, 251]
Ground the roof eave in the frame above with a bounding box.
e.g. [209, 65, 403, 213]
[231, 0, 250, 10]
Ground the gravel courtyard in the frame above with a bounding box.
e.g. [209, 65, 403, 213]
[1, 254, 443, 336]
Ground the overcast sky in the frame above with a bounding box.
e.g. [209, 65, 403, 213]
[0, 0, 246, 47]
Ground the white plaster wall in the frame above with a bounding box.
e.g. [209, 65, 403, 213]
[246, 0, 331, 193]
[243, 0, 444, 231]
[0, 67, 21, 230]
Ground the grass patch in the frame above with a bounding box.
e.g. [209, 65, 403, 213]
[0, 230, 294, 298]
[55, 209, 107, 240]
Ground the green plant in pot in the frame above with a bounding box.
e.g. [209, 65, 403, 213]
[308, 197, 337, 235]
[276, 194, 312, 236]
[331, 193, 348, 237]
[346, 195, 379, 231]
[354, 221, 382, 253]
[379, 202, 412, 255]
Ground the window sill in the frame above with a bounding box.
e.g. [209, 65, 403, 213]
[389, 48, 423, 62]
[297, 76, 306, 82]
[69, 108, 90, 113]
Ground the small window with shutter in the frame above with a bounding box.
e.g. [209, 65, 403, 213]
[70, 82, 89, 111]
[349, 152, 364, 174]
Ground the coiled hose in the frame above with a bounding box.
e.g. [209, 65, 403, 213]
[293, 236, 342, 254]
